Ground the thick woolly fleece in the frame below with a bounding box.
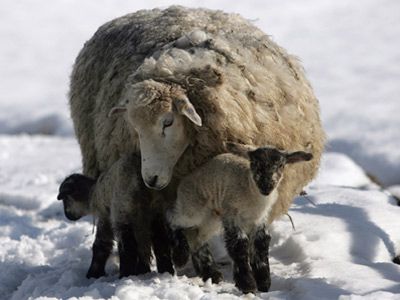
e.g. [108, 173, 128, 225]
[69, 6, 325, 225]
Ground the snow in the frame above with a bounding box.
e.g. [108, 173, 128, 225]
[1, 139, 399, 299]
[1, 0, 399, 299]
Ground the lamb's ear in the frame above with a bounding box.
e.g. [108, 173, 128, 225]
[174, 97, 202, 126]
[225, 142, 256, 159]
[286, 151, 313, 164]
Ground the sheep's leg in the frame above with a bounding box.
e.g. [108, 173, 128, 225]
[151, 214, 174, 275]
[168, 202, 222, 282]
[86, 217, 114, 278]
[191, 242, 223, 284]
[127, 216, 152, 275]
[251, 224, 271, 292]
[115, 222, 147, 278]
[130, 215, 152, 275]
[57, 173, 112, 278]
[393, 255, 400, 264]
[135, 249, 152, 275]
[223, 219, 256, 294]
[166, 201, 204, 269]
[133, 225, 152, 276]
[170, 227, 190, 268]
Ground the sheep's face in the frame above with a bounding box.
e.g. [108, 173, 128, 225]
[109, 80, 202, 190]
[248, 148, 313, 196]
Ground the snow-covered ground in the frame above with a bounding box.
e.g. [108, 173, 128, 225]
[1, 138, 399, 299]
[1, 1, 399, 299]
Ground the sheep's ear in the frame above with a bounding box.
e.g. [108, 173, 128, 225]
[107, 100, 129, 118]
[108, 105, 127, 118]
[286, 151, 313, 164]
[225, 142, 256, 159]
[174, 97, 202, 126]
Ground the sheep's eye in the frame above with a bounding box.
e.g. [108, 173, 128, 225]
[163, 117, 174, 129]
[161, 115, 174, 136]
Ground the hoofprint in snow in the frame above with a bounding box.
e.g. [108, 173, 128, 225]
[0, 135, 399, 300]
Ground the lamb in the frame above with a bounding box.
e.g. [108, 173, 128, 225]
[64, 6, 325, 282]
[167, 143, 313, 293]
[57, 153, 174, 278]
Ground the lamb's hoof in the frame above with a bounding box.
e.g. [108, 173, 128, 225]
[256, 281, 271, 292]
[172, 246, 190, 268]
[157, 258, 175, 275]
[119, 270, 135, 278]
[119, 263, 139, 278]
[393, 256, 400, 265]
[234, 273, 257, 294]
[135, 261, 151, 275]
[202, 269, 223, 284]
[172, 250, 189, 268]
[86, 267, 105, 279]
[254, 270, 271, 292]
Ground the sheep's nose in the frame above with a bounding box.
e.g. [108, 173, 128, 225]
[146, 175, 158, 188]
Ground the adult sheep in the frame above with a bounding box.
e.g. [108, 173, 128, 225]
[68, 6, 325, 281]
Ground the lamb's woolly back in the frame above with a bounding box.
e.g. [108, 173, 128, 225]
[69, 6, 325, 222]
[176, 145, 313, 219]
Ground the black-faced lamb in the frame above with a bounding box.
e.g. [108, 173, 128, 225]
[57, 153, 174, 278]
[65, 6, 325, 282]
[168, 143, 313, 293]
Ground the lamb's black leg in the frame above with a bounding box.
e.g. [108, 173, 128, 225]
[135, 253, 152, 275]
[223, 220, 256, 294]
[191, 243, 223, 284]
[170, 228, 190, 268]
[133, 230, 152, 276]
[116, 222, 147, 278]
[151, 215, 174, 275]
[251, 224, 271, 292]
[86, 217, 114, 278]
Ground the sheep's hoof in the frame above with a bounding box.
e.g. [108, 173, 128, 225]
[172, 247, 190, 268]
[202, 269, 223, 284]
[119, 270, 134, 278]
[157, 258, 175, 275]
[393, 256, 400, 265]
[135, 261, 151, 275]
[256, 281, 271, 292]
[234, 272, 257, 294]
[119, 262, 140, 278]
[253, 269, 271, 292]
[86, 267, 105, 279]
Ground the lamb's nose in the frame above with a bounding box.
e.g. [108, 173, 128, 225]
[146, 175, 158, 188]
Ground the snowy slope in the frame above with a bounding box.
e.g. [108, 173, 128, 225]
[1, 0, 400, 299]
